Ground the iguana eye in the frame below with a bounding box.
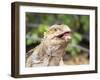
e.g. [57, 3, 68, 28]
[54, 28, 57, 31]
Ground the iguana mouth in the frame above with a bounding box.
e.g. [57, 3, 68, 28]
[57, 31, 71, 39]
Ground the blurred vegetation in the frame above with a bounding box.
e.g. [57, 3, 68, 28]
[26, 13, 89, 56]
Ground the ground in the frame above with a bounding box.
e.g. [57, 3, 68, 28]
[63, 53, 89, 65]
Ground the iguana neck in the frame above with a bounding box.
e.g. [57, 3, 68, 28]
[37, 40, 66, 66]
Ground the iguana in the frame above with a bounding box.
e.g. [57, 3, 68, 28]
[26, 24, 71, 67]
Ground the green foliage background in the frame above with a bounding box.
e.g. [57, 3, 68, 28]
[26, 13, 89, 56]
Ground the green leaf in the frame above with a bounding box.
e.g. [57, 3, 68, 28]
[37, 24, 48, 35]
[73, 32, 82, 41]
[80, 16, 89, 32]
[26, 13, 35, 23]
[26, 39, 33, 45]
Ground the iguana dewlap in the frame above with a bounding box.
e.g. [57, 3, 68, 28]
[26, 24, 71, 67]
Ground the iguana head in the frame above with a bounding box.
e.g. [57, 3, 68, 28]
[43, 24, 71, 43]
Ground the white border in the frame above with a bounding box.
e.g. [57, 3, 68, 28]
[19, 6, 95, 74]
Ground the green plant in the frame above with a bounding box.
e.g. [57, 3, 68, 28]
[66, 32, 82, 56]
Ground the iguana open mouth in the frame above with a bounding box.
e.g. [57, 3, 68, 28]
[57, 31, 71, 39]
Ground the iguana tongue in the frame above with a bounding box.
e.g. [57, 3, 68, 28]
[62, 32, 68, 37]
[62, 33, 67, 38]
[62, 32, 71, 40]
